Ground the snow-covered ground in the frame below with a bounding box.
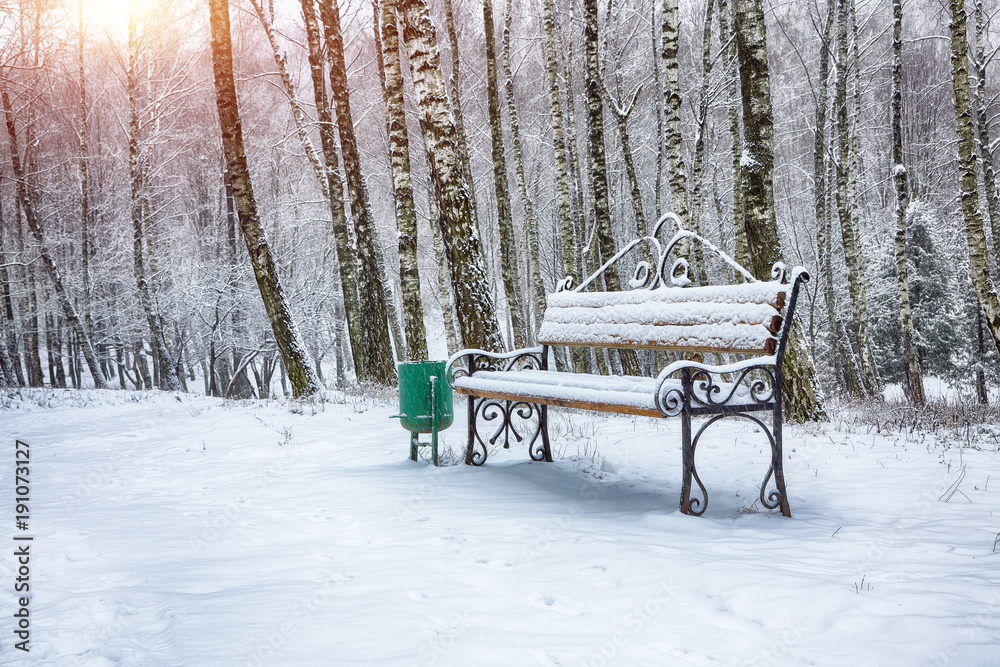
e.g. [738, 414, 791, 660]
[1, 389, 998, 666]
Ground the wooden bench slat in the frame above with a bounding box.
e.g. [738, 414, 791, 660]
[542, 301, 782, 328]
[451, 369, 756, 418]
[537, 321, 777, 354]
[545, 283, 790, 310]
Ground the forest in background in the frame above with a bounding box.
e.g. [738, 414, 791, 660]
[1, 0, 998, 414]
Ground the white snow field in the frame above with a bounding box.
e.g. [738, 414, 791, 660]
[1, 388, 998, 666]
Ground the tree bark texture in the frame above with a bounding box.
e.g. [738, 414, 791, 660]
[249, 0, 329, 201]
[688, 0, 715, 285]
[502, 0, 546, 338]
[484, 0, 527, 349]
[661, 0, 689, 229]
[971, 1, 1000, 272]
[0, 181, 20, 386]
[397, 0, 505, 354]
[814, 0, 861, 398]
[651, 7, 664, 222]
[948, 0, 1000, 357]
[443, 0, 480, 233]
[732, 0, 824, 421]
[833, 0, 879, 396]
[378, 0, 428, 361]
[127, 4, 182, 391]
[584, 0, 639, 376]
[891, 0, 924, 404]
[543, 0, 578, 288]
[607, 83, 647, 243]
[718, 0, 746, 273]
[209, 0, 320, 398]
[317, 0, 397, 384]
[78, 0, 93, 348]
[298, 0, 361, 379]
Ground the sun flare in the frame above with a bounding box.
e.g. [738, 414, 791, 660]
[78, 0, 146, 35]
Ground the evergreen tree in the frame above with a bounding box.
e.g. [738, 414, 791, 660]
[871, 202, 961, 383]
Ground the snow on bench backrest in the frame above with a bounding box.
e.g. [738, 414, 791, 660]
[537, 282, 790, 355]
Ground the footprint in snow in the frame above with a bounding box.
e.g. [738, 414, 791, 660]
[404, 590, 429, 601]
[472, 557, 516, 571]
[526, 593, 584, 616]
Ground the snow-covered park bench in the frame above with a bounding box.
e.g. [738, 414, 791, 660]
[445, 214, 809, 517]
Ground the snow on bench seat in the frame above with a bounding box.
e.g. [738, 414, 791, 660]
[451, 369, 749, 419]
[538, 283, 789, 355]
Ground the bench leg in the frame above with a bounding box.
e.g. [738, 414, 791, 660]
[465, 396, 486, 465]
[541, 405, 552, 462]
[679, 410, 709, 516]
[761, 409, 791, 517]
[530, 404, 552, 463]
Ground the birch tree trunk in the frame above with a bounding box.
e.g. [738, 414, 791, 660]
[0, 190, 12, 386]
[430, 192, 461, 356]
[584, 0, 639, 376]
[317, 0, 397, 383]
[606, 82, 646, 241]
[731, 0, 824, 421]
[543, 0, 578, 289]
[652, 6, 664, 221]
[718, 0, 746, 273]
[661, 0, 699, 280]
[14, 196, 43, 387]
[396, 0, 505, 354]
[971, 0, 1000, 268]
[443, 0, 479, 232]
[661, 0, 689, 228]
[378, 0, 428, 361]
[249, 0, 328, 200]
[298, 0, 361, 380]
[891, 0, 924, 404]
[209, 0, 320, 398]
[502, 0, 546, 338]
[127, 2, 182, 391]
[78, 0, 93, 351]
[1, 86, 108, 390]
[834, 0, 879, 396]
[0, 180, 21, 386]
[814, 0, 861, 398]
[948, 0, 1000, 357]
[688, 0, 715, 285]
[484, 0, 526, 349]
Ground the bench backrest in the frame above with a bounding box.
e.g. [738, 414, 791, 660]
[538, 213, 807, 359]
[538, 282, 790, 355]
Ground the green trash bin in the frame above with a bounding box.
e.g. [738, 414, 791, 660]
[392, 361, 454, 466]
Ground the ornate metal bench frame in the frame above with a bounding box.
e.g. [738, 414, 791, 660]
[446, 213, 809, 517]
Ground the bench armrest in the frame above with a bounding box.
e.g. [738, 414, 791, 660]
[445, 346, 547, 389]
[654, 356, 779, 417]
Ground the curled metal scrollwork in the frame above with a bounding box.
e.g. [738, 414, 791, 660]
[467, 398, 542, 466]
[655, 365, 777, 417]
[628, 261, 654, 289]
[759, 462, 785, 512]
[446, 348, 545, 389]
[690, 366, 777, 410]
[655, 385, 685, 418]
[771, 262, 788, 284]
[668, 258, 691, 287]
[565, 211, 774, 295]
